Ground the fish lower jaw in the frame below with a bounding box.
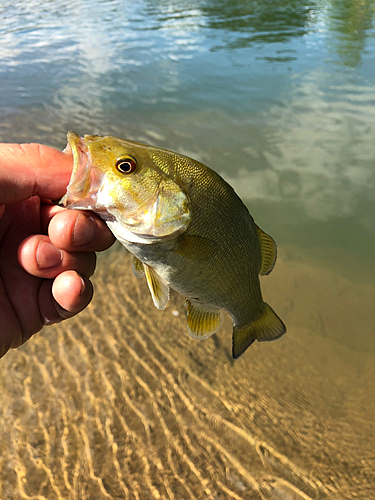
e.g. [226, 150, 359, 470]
[106, 220, 165, 245]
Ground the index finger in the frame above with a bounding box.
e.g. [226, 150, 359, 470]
[0, 143, 72, 205]
[45, 205, 116, 252]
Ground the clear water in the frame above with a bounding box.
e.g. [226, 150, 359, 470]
[0, 1, 374, 498]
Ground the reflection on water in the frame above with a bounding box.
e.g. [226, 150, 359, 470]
[0, 0, 374, 498]
[201, 0, 318, 49]
[327, 0, 375, 66]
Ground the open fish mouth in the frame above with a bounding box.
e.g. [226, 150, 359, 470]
[60, 131, 105, 210]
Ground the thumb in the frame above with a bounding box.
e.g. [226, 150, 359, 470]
[0, 143, 73, 205]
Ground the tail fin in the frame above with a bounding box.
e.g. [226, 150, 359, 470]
[232, 303, 286, 359]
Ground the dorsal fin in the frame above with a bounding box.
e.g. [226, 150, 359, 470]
[255, 225, 277, 276]
[144, 265, 170, 310]
[186, 300, 223, 340]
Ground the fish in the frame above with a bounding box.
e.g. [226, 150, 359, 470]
[61, 131, 286, 358]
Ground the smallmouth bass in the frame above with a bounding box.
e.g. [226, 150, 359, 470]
[61, 132, 286, 358]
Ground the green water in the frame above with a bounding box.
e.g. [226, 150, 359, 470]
[0, 1, 374, 498]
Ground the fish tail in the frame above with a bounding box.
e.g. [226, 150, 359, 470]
[232, 303, 286, 359]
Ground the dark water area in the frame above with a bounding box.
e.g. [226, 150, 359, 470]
[0, 1, 374, 498]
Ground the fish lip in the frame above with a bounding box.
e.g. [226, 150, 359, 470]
[63, 131, 89, 157]
[69, 131, 89, 166]
[60, 131, 103, 209]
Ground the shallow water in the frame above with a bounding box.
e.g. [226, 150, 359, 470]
[0, 1, 374, 499]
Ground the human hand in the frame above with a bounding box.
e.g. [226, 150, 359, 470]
[0, 142, 115, 358]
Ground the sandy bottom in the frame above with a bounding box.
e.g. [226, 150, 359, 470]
[0, 245, 374, 500]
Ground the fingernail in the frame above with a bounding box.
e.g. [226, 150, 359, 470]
[79, 276, 86, 296]
[73, 214, 96, 246]
[36, 241, 62, 269]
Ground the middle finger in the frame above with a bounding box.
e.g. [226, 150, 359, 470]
[18, 234, 96, 279]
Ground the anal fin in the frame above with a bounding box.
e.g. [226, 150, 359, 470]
[232, 303, 286, 359]
[255, 225, 277, 276]
[144, 265, 170, 310]
[186, 300, 223, 340]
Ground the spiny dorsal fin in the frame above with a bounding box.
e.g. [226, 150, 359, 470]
[255, 225, 277, 276]
[186, 300, 223, 340]
[144, 265, 170, 310]
[132, 255, 145, 278]
[232, 303, 286, 359]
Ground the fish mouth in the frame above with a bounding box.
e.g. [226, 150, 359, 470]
[60, 131, 105, 211]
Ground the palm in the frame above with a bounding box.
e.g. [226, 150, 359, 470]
[0, 196, 43, 345]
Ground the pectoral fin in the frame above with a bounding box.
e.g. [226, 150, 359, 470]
[232, 303, 286, 359]
[132, 255, 145, 278]
[255, 225, 277, 276]
[186, 300, 223, 340]
[176, 234, 217, 256]
[144, 265, 170, 310]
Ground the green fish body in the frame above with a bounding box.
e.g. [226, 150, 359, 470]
[62, 132, 286, 358]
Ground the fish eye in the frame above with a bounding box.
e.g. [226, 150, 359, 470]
[116, 157, 137, 174]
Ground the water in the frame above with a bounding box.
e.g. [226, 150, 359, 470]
[0, 1, 374, 498]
